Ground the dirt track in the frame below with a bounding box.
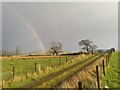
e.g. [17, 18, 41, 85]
[21, 54, 102, 88]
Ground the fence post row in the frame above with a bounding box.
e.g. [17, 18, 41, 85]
[78, 81, 82, 90]
[108, 55, 110, 63]
[59, 57, 61, 65]
[13, 66, 15, 79]
[66, 56, 67, 62]
[49, 60, 51, 65]
[102, 60, 105, 76]
[35, 62, 37, 72]
[96, 66, 100, 90]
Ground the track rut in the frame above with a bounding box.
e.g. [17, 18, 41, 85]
[22, 54, 102, 88]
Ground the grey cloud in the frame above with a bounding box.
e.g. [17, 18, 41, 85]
[2, 2, 118, 53]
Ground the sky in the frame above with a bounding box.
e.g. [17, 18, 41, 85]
[0, 2, 2, 52]
[2, 2, 118, 54]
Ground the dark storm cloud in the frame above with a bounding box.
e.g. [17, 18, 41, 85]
[0, 1, 1, 84]
[2, 2, 118, 53]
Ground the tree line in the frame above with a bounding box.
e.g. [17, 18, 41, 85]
[49, 39, 97, 55]
[2, 39, 115, 56]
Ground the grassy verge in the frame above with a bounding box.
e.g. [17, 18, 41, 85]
[101, 52, 120, 88]
[36, 54, 103, 88]
[2, 56, 74, 80]
[7, 54, 94, 88]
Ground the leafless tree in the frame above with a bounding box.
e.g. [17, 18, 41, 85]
[49, 41, 63, 55]
[111, 48, 115, 52]
[2, 48, 8, 56]
[78, 39, 97, 54]
[16, 47, 20, 55]
[78, 39, 93, 53]
[90, 45, 97, 54]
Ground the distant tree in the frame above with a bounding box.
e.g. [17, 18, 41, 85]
[49, 41, 63, 55]
[2, 50, 7, 56]
[78, 39, 93, 53]
[16, 47, 20, 55]
[78, 39, 97, 54]
[90, 45, 97, 54]
[111, 48, 115, 52]
[2, 48, 8, 56]
[98, 49, 103, 53]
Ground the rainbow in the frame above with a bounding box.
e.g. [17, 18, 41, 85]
[4, 4, 46, 53]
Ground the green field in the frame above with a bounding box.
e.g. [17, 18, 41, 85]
[101, 52, 120, 88]
[6, 54, 102, 88]
[36, 54, 102, 88]
[2, 54, 96, 88]
[2, 52, 119, 88]
[2, 56, 74, 80]
[2, 55, 81, 88]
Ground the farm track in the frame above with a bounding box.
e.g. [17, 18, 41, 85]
[22, 54, 102, 88]
[55, 54, 104, 88]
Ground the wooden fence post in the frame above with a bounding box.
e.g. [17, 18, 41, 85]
[102, 60, 105, 76]
[96, 66, 100, 90]
[108, 55, 110, 64]
[49, 60, 51, 65]
[78, 81, 82, 90]
[35, 62, 37, 72]
[59, 57, 61, 65]
[13, 66, 15, 79]
[66, 56, 67, 62]
[1, 79, 3, 90]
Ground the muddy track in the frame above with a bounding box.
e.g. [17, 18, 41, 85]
[22, 54, 101, 88]
[55, 54, 103, 88]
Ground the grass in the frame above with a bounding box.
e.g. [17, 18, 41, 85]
[1, 55, 80, 88]
[7, 54, 93, 88]
[2, 56, 74, 80]
[101, 52, 120, 88]
[36, 54, 103, 88]
[2, 53, 103, 88]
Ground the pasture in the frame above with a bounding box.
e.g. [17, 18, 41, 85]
[1, 51, 117, 88]
[2, 55, 75, 80]
[1, 54, 90, 88]
[1, 55, 82, 88]
[101, 52, 120, 88]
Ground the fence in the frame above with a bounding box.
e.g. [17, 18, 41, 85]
[3, 55, 77, 81]
[78, 51, 112, 89]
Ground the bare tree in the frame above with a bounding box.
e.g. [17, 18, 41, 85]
[111, 48, 115, 52]
[78, 39, 93, 53]
[90, 45, 97, 54]
[49, 41, 63, 55]
[16, 47, 20, 55]
[78, 39, 97, 54]
[2, 48, 8, 56]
